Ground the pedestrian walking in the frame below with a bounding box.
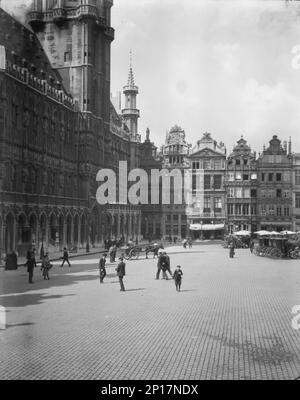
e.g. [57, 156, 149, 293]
[249, 239, 254, 254]
[188, 238, 193, 248]
[229, 242, 235, 258]
[155, 251, 163, 279]
[26, 245, 34, 262]
[173, 265, 183, 292]
[41, 253, 52, 280]
[26, 253, 37, 283]
[116, 256, 126, 292]
[60, 247, 71, 268]
[164, 252, 173, 278]
[109, 244, 117, 263]
[182, 239, 187, 249]
[99, 254, 107, 284]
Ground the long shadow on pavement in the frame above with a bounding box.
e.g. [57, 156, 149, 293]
[0, 293, 75, 308]
[1, 271, 101, 296]
[5, 322, 35, 329]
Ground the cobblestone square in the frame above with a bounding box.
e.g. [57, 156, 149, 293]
[0, 244, 300, 380]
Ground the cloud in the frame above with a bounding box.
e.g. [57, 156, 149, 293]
[212, 43, 241, 74]
[1, 0, 33, 24]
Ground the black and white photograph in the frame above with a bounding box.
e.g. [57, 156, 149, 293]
[0, 0, 300, 384]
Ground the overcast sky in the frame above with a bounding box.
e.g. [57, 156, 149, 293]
[3, 0, 300, 153]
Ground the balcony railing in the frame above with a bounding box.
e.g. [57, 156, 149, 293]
[28, 6, 109, 26]
[122, 109, 140, 117]
[77, 4, 98, 20]
[6, 61, 74, 109]
[53, 8, 67, 22]
[123, 85, 139, 92]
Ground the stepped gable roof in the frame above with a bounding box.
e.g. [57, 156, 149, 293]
[166, 125, 187, 145]
[228, 136, 254, 158]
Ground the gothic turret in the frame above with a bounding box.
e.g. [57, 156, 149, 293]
[122, 53, 140, 142]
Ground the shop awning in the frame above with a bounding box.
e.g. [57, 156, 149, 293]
[189, 224, 225, 231]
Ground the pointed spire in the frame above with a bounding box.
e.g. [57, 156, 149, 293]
[127, 49, 135, 87]
[146, 128, 150, 141]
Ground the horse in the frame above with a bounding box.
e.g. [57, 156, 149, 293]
[145, 243, 164, 259]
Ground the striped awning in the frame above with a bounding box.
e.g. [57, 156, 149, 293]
[189, 224, 225, 231]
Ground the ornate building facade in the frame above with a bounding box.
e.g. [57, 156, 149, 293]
[187, 133, 226, 240]
[160, 125, 190, 240]
[0, 2, 141, 260]
[225, 137, 258, 234]
[257, 135, 293, 232]
[140, 128, 163, 240]
[292, 153, 300, 232]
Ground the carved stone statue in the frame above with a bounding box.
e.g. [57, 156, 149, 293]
[146, 128, 150, 141]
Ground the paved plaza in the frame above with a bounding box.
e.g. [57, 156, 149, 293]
[0, 244, 300, 380]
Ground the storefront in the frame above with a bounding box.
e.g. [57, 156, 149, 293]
[189, 223, 225, 240]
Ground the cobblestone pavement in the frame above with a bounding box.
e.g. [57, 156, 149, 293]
[0, 245, 300, 380]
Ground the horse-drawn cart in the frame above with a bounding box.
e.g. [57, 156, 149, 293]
[122, 243, 164, 260]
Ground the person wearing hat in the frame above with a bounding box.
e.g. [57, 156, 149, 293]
[41, 252, 52, 280]
[163, 251, 173, 279]
[116, 256, 126, 292]
[155, 250, 164, 279]
[173, 265, 183, 292]
[99, 254, 107, 284]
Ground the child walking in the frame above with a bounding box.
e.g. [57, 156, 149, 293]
[173, 265, 183, 292]
[41, 253, 52, 280]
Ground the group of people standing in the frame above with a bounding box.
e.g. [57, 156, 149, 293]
[155, 251, 183, 292]
[99, 249, 184, 293]
[182, 238, 193, 249]
[25, 246, 71, 283]
[99, 253, 126, 292]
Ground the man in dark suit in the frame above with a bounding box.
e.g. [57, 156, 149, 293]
[116, 257, 126, 292]
[27, 253, 37, 283]
[99, 254, 107, 284]
[60, 247, 71, 268]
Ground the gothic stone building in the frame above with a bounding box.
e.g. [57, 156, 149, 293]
[257, 135, 293, 232]
[160, 125, 190, 240]
[225, 137, 258, 234]
[187, 133, 226, 240]
[0, 2, 141, 260]
[140, 128, 163, 240]
[292, 153, 300, 232]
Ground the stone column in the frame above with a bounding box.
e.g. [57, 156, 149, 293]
[70, 218, 74, 246]
[63, 221, 67, 247]
[12, 219, 17, 251]
[128, 214, 131, 239]
[44, 217, 49, 249]
[138, 214, 141, 239]
[77, 222, 81, 249]
[0, 220, 3, 263]
[117, 214, 120, 238]
[161, 215, 165, 239]
[178, 214, 182, 238]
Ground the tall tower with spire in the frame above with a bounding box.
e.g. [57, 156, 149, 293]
[27, 0, 114, 122]
[122, 52, 140, 141]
